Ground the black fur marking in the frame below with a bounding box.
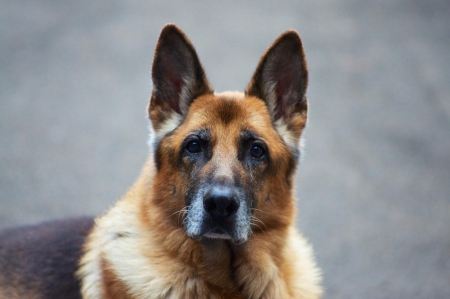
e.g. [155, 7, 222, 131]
[0, 217, 95, 299]
[215, 100, 241, 124]
[154, 142, 164, 171]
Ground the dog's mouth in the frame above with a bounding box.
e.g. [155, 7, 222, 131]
[189, 223, 249, 245]
[203, 228, 232, 240]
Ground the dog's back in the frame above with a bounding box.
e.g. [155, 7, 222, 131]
[0, 218, 94, 299]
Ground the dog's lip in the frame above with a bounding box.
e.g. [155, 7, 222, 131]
[200, 228, 247, 244]
[203, 227, 231, 239]
[203, 231, 232, 240]
[189, 229, 247, 244]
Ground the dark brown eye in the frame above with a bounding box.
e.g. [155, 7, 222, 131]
[250, 145, 265, 158]
[186, 140, 202, 154]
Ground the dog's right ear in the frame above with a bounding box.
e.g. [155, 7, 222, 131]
[149, 24, 213, 136]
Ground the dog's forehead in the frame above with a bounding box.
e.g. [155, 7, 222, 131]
[184, 91, 274, 134]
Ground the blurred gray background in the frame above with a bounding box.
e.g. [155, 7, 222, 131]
[1, 0, 449, 298]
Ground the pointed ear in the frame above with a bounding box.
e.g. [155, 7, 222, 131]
[246, 30, 308, 149]
[149, 24, 213, 135]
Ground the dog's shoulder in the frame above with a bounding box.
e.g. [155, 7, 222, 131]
[0, 217, 95, 299]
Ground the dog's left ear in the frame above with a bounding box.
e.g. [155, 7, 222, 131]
[246, 30, 308, 149]
[149, 24, 213, 135]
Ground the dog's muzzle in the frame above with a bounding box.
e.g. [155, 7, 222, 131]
[185, 183, 250, 244]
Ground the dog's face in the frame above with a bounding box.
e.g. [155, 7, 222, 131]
[162, 93, 290, 244]
[148, 24, 308, 244]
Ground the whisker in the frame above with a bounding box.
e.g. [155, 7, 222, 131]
[251, 216, 268, 232]
[177, 208, 189, 225]
[167, 207, 189, 226]
[167, 209, 184, 219]
[251, 222, 263, 231]
[250, 222, 267, 236]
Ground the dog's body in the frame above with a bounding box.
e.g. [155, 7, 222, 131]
[0, 218, 94, 299]
[0, 24, 322, 298]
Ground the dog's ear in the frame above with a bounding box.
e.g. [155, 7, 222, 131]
[246, 30, 308, 150]
[149, 24, 213, 135]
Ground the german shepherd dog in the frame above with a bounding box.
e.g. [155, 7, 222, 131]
[0, 24, 322, 299]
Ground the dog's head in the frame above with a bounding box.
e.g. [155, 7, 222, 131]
[148, 24, 308, 244]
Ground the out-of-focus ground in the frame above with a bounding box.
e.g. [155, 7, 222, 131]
[1, 1, 449, 298]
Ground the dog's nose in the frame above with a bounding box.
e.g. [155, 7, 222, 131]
[203, 186, 240, 218]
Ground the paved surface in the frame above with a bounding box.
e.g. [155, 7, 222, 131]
[1, 1, 449, 298]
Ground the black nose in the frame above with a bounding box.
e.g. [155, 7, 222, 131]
[203, 186, 240, 218]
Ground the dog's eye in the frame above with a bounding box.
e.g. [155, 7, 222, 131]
[186, 140, 202, 154]
[250, 145, 265, 158]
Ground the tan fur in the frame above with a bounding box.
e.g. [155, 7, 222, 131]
[78, 24, 322, 299]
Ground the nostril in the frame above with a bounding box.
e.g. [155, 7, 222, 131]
[204, 198, 217, 213]
[225, 200, 239, 215]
